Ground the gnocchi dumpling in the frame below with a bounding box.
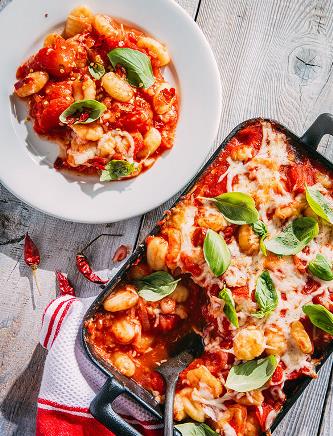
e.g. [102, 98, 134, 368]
[82, 76, 96, 100]
[174, 388, 205, 422]
[112, 351, 136, 377]
[230, 145, 253, 161]
[146, 236, 168, 271]
[101, 72, 134, 102]
[103, 285, 139, 312]
[290, 320, 313, 354]
[111, 317, 140, 344]
[153, 83, 175, 115]
[14, 72, 49, 97]
[93, 14, 120, 38]
[236, 389, 264, 406]
[238, 224, 260, 256]
[71, 123, 104, 141]
[65, 6, 93, 37]
[43, 33, 63, 47]
[186, 365, 223, 398]
[265, 326, 287, 356]
[170, 284, 189, 303]
[233, 326, 265, 361]
[137, 37, 170, 66]
[72, 76, 96, 101]
[143, 127, 162, 156]
[197, 207, 227, 232]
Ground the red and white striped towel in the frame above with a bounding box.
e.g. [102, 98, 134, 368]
[37, 293, 163, 436]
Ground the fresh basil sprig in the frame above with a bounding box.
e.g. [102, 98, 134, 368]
[303, 304, 333, 335]
[108, 48, 155, 88]
[88, 62, 106, 80]
[252, 220, 268, 255]
[100, 160, 135, 182]
[203, 229, 231, 276]
[135, 271, 180, 302]
[264, 217, 319, 255]
[308, 254, 333, 281]
[175, 423, 218, 436]
[253, 270, 278, 318]
[59, 99, 106, 125]
[206, 192, 259, 225]
[305, 185, 333, 224]
[225, 355, 278, 392]
[219, 287, 238, 327]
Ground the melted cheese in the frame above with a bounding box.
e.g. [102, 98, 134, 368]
[222, 424, 237, 436]
[281, 338, 312, 376]
[179, 205, 197, 255]
[159, 121, 333, 434]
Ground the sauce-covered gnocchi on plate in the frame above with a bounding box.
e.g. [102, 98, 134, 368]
[14, 6, 178, 181]
[85, 120, 333, 435]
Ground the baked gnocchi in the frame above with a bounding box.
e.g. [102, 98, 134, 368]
[86, 121, 333, 436]
[14, 6, 178, 181]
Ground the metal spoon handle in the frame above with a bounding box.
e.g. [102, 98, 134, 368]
[164, 379, 177, 436]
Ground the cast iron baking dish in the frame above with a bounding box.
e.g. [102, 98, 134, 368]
[82, 113, 333, 436]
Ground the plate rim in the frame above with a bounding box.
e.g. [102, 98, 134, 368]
[0, 0, 222, 224]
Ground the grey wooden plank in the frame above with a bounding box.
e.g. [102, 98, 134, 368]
[0, 1, 200, 435]
[319, 356, 333, 436]
[0, 185, 142, 436]
[1, 0, 333, 435]
[273, 356, 333, 436]
[176, 0, 200, 18]
[137, 0, 333, 435]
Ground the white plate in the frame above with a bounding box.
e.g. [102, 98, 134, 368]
[0, 0, 221, 223]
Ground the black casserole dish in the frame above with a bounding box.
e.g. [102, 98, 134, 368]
[82, 114, 333, 435]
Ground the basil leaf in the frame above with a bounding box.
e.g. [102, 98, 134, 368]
[252, 220, 268, 256]
[264, 217, 319, 255]
[88, 62, 105, 80]
[108, 48, 155, 88]
[136, 271, 180, 302]
[303, 304, 333, 335]
[305, 185, 333, 224]
[199, 424, 218, 436]
[225, 355, 278, 392]
[209, 192, 259, 225]
[253, 270, 278, 318]
[219, 287, 238, 327]
[308, 254, 333, 281]
[252, 220, 268, 237]
[175, 423, 218, 436]
[203, 229, 231, 276]
[59, 99, 106, 125]
[100, 160, 135, 182]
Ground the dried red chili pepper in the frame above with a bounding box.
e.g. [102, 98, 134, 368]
[76, 233, 123, 284]
[76, 254, 108, 284]
[56, 271, 75, 296]
[112, 244, 129, 262]
[24, 232, 41, 295]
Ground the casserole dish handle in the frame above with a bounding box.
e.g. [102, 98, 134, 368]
[90, 377, 181, 435]
[300, 113, 333, 148]
[90, 377, 142, 436]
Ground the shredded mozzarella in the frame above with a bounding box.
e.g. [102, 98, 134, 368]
[158, 121, 333, 431]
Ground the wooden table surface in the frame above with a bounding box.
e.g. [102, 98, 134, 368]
[1, 0, 333, 434]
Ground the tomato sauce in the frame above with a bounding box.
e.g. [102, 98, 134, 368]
[85, 274, 206, 395]
[193, 123, 263, 198]
[15, 14, 178, 179]
[84, 119, 333, 434]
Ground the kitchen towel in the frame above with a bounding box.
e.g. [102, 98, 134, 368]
[37, 292, 163, 436]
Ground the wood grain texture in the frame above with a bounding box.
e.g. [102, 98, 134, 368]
[1, 0, 333, 435]
[319, 355, 333, 436]
[139, 1, 333, 435]
[0, 1, 199, 436]
[195, 1, 333, 434]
